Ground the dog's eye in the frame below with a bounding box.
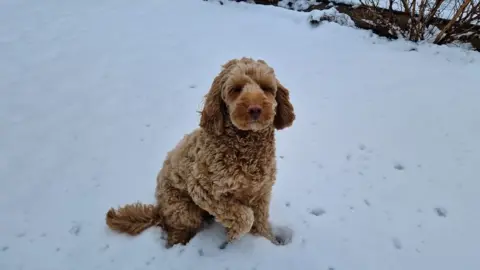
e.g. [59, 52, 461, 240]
[232, 86, 243, 93]
[261, 86, 274, 93]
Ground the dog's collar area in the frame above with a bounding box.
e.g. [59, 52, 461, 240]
[223, 120, 274, 141]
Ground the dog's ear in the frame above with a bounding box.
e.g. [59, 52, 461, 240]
[274, 80, 295, 130]
[200, 59, 237, 135]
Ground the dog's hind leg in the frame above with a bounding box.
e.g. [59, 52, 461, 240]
[158, 186, 208, 248]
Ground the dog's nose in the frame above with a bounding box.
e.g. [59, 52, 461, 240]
[248, 105, 262, 120]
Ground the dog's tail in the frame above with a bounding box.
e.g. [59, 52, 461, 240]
[106, 202, 163, 236]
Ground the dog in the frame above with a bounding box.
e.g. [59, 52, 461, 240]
[106, 57, 295, 248]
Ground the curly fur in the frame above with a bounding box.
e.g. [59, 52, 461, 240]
[106, 57, 295, 248]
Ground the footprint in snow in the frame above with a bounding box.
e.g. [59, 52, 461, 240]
[434, 207, 447, 217]
[358, 143, 366, 151]
[394, 163, 405, 170]
[309, 208, 326, 216]
[272, 226, 293, 245]
[99, 244, 109, 252]
[300, 238, 307, 246]
[69, 224, 81, 236]
[145, 256, 156, 265]
[392, 237, 402, 250]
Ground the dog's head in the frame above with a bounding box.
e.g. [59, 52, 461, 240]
[200, 58, 295, 135]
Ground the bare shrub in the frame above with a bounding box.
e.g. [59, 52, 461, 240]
[434, 0, 480, 44]
[358, 0, 480, 45]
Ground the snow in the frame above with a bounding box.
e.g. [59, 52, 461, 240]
[1, 0, 480, 270]
[279, 0, 315, 10]
[308, 7, 356, 27]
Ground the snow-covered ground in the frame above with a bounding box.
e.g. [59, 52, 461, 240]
[1, 0, 480, 270]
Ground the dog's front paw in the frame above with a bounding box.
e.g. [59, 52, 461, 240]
[226, 207, 254, 242]
[270, 225, 293, 246]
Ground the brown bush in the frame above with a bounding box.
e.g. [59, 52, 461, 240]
[359, 0, 480, 44]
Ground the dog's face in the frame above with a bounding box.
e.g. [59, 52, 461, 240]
[222, 63, 277, 131]
[200, 58, 295, 135]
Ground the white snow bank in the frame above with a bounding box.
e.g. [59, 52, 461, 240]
[308, 7, 356, 27]
[279, 0, 317, 10]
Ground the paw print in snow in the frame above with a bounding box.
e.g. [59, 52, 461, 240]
[309, 207, 326, 216]
[392, 237, 402, 249]
[434, 207, 447, 217]
[272, 226, 293, 245]
[358, 143, 366, 151]
[394, 163, 405, 170]
[69, 224, 81, 236]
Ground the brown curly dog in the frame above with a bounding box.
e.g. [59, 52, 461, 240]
[105, 57, 295, 248]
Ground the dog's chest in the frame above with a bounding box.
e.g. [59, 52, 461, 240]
[231, 174, 269, 204]
[225, 158, 275, 203]
[208, 134, 276, 201]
